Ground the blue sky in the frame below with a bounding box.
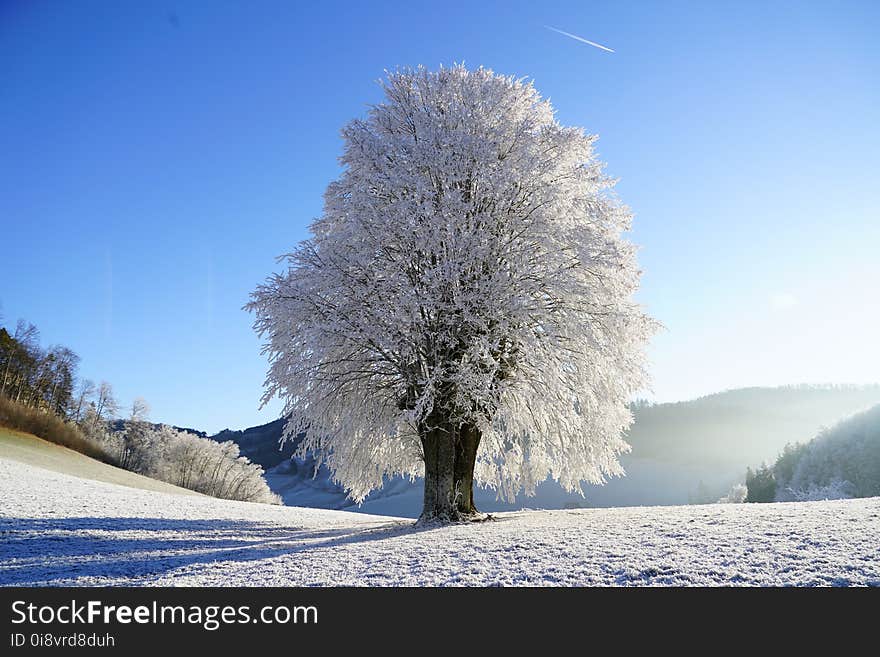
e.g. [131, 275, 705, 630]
[2, 1, 878, 433]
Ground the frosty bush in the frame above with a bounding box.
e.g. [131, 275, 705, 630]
[717, 483, 747, 504]
[778, 479, 854, 502]
[100, 421, 280, 504]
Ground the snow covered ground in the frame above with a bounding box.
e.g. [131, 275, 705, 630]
[2, 456, 879, 586]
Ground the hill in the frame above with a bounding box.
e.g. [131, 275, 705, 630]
[0, 427, 201, 497]
[625, 385, 880, 464]
[211, 418, 292, 469]
[754, 403, 880, 502]
[2, 456, 878, 586]
[208, 384, 880, 515]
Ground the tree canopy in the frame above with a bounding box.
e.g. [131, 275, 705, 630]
[249, 66, 654, 515]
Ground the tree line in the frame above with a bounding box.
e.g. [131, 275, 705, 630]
[0, 318, 139, 429]
[0, 314, 279, 504]
[1, 320, 81, 418]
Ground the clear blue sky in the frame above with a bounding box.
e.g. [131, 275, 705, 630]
[2, 1, 878, 433]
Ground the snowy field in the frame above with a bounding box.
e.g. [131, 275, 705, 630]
[1, 457, 879, 586]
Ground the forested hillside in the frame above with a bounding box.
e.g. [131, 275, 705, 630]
[747, 403, 880, 502]
[627, 385, 880, 465]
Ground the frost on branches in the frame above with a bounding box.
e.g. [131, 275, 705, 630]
[248, 65, 655, 522]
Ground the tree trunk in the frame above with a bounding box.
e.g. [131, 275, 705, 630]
[1, 357, 13, 396]
[421, 430, 438, 518]
[419, 419, 482, 522]
[453, 423, 481, 516]
[419, 419, 456, 522]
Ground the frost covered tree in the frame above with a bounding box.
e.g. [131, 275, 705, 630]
[71, 379, 95, 423]
[129, 396, 151, 422]
[248, 66, 654, 521]
[91, 381, 118, 428]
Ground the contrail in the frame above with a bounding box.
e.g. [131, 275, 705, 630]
[544, 25, 614, 53]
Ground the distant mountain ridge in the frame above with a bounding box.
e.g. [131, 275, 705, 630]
[211, 418, 294, 469]
[109, 419, 207, 439]
[204, 384, 880, 516]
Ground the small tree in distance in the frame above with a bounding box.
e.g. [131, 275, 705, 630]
[248, 66, 655, 522]
[130, 396, 151, 422]
[745, 465, 777, 503]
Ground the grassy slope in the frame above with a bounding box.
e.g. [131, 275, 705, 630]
[0, 427, 200, 497]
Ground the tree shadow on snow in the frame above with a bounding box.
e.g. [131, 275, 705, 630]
[0, 516, 422, 586]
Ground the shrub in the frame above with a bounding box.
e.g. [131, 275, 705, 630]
[717, 483, 747, 503]
[0, 394, 118, 465]
[110, 422, 281, 504]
